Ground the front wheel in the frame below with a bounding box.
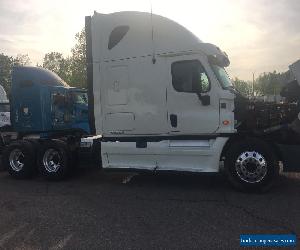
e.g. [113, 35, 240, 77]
[224, 138, 279, 192]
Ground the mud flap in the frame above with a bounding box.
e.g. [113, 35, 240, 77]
[278, 144, 300, 172]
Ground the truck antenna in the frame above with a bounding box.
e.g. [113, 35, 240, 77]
[150, 1, 156, 64]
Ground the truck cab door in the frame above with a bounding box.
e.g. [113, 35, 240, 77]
[167, 58, 220, 135]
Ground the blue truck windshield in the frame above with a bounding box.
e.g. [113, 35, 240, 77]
[72, 92, 88, 105]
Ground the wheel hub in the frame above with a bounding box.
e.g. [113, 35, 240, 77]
[235, 151, 267, 183]
[43, 148, 61, 173]
[9, 149, 25, 172]
[245, 161, 258, 173]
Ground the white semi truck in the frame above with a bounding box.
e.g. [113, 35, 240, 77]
[80, 11, 300, 192]
[3, 11, 300, 192]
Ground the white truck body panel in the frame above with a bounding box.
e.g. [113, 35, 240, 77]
[90, 11, 201, 64]
[101, 137, 228, 172]
[0, 85, 10, 127]
[0, 86, 8, 103]
[90, 11, 234, 137]
[0, 111, 10, 127]
[88, 11, 235, 172]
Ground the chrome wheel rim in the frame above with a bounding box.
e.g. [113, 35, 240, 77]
[43, 148, 61, 173]
[235, 151, 267, 183]
[9, 149, 25, 172]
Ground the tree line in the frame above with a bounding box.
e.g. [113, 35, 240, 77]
[0, 28, 292, 96]
[232, 70, 292, 97]
[0, 29, 86, 93]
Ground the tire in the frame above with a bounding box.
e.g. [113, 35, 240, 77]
[0, 135, 5, 154]
[224, 138, 279, 192]
[38, 140, 71, 181]
[2, 140, 36, 179]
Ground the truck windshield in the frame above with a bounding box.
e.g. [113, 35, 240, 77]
[72, 92, 88, 105]
[211, 64, 232, 88]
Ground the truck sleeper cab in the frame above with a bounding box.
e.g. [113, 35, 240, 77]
[84, 11, 299, 192]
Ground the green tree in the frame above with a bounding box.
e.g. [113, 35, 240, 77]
[255, 71, 283, 96]
[0, 53, 13, 92]
[69, 29, 86, 88]
[0, 53, 31, 93]
[42, 52, 71, 82]
[42, 28, 87, 88]
[232, 77, 252, 96]
[14, 54, 31, 66]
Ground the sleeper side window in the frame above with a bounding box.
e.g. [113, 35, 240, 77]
[171, 60, 210, 93]
[108, 26, 130, 50]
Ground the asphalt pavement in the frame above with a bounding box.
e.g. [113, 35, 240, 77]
[0, 165, 299, 250]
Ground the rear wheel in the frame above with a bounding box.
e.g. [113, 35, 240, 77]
[2, 140, 36, 179]
[38, 140, 71, 181]
[224, 138, 279, 192]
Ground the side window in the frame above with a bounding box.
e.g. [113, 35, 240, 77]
[171, 60, 210, 93]
[108, 26, 130, 50]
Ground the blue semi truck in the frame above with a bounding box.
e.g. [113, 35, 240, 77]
[1, 66, 91, 180]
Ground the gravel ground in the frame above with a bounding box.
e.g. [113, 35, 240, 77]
[0, 166, 299, 250]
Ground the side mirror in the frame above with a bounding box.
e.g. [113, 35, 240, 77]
[197, 93, 210, 106]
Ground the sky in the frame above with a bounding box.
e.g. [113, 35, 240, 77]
[0, 0, 299, 80]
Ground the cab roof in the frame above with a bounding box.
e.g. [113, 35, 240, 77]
[89, 11, 229, 65]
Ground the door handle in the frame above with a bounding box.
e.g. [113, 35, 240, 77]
[170, 114, 177, 127]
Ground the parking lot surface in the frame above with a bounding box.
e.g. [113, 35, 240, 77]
[0, 166, 299, 249]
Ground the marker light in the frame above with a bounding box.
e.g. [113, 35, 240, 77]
[222, 120, 230, 125]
